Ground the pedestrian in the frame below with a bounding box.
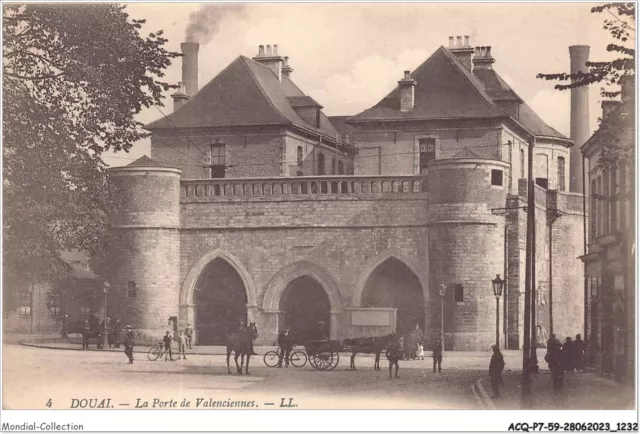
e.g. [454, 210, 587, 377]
[185, 323, 194, 349]
[489, 344, 505, 399]
[82, 319, 90, 349]
[163, 330, 174, 361]
[545, 334, 564, 406]
[105, 317, 112, 348]
[177, 331, 187, 360]
[562, 337, 574, 372]
[410, 323, 424, 360]
[123, 325, 135, 364]
[432, 338, 443, 373]
[113, 319, 121, 348]
[277, 326, 293, 368]
[573, 334, 585, 372]
[386, 334, 403, 379]
[417, 340, 425, 360]
[60, 314, 69, 340]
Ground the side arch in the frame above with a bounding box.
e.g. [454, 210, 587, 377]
[351, 249, 429, 308]
[262, 260, 344, 313]
[180, 249, 257, 307]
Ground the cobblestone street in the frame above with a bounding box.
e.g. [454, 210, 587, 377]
[4, 342, 495, 410]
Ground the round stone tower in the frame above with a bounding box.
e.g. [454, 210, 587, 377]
[427, 157, 509, 350]
[108, 156, 181, 343]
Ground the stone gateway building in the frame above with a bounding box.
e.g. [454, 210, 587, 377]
[106, 38, 585, 350]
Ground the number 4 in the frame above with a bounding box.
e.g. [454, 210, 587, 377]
[46, 399, 52, 408]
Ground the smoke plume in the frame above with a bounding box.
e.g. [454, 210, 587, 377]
[185, 4, 247, 45]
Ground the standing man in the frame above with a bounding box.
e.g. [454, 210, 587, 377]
[185, 323, 194, 349]
[489, 344, 505, 399]
[112, 318, 121, 348]
[60, 314, 69, 340]
[163, 330, 174, 361]
[277, 326, 293, 368]
[177, 331, 187, 360]
[432, 338, 443, 373]
[82, 319, 90, 349]
[409, 323, 424, 360]
[123, 325, 135, 364]
[545, 335, 565, 405]
[386, 334, 403, 379]
[573, 334, 585, 372]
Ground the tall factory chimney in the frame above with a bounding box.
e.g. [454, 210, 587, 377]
[568, 45, 590, 193]
[181, 42, 200, 97]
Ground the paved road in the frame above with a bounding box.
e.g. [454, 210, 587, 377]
[3, 343, 487, 410]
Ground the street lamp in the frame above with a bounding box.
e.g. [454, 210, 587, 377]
[492, 274, 504, 349]
[439, 283, 447, 351]
[102, 282, 110, 349]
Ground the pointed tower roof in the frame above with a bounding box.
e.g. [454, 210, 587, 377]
[126, 155, 162, 167]
[451, 147, 482, 159]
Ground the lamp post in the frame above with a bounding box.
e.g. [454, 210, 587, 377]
[492, 274, 505, 348]
[439, 283, 446, 350]
[102, 282, 110, 350]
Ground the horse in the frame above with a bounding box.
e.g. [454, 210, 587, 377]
[226, 322, 258, 375]
[343, 333, 396, 371]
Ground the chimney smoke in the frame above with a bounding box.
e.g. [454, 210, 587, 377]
[185, 4, 247, 45]
[181, 42, 199, 97]
[568, 45, 590, 193]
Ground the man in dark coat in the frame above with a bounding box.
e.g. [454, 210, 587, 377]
[60, 314, 69, 339]
[562, 337, 574, 372]
[123, 325, 135, 364]
[489, 345, 505, 399]
[573, 334, 585, 371]
[386, 334, 403, 379]
[432, 338, 443, 373]
[163, 330, 174, 361]
[82, 319, 90, 349]
[277, 326, 293, 368]
[185, 323, 194, 349]
[545, 335, 564, 405]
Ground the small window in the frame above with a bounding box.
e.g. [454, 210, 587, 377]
[297, 146, 303, 166]
[520, 148, 525, 179]
[47, 292, 61, 317]
[419, 138, 436, 173]
[19, 291, 32, 316]
[491, 169, 503, 186]
[80, 306, 91, 315]
[338, 160, 344, 175]
[209, 142, 226, 178]
[128, 281, 137, 299]
[317, 153, 325, 175]
[557, 157, 566, 192]
[81, 290, 92, 315]
[454, 284, 464, 302]
[535, 178, 548, 189]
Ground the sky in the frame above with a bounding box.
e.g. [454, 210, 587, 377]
[103, 2, 629, 167]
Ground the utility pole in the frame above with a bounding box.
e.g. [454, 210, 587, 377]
[521, 136, 535, 408]
[531, 177, 539, 373]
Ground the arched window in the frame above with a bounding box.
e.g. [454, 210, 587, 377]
[317, 152, 325, 175]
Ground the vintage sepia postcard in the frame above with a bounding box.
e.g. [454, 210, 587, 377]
[1, 1, 637, 432]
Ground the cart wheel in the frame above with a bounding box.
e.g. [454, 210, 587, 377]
[263, 351, 280, 368]
[290, 350, 307, 368]
[308, 353, 318, 369]
[314, 345, 335, 371]
[327, 352, 340, 371]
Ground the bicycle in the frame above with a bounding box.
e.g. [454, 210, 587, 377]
[147, 341, 168, 361]
[263, 345, 307, 368]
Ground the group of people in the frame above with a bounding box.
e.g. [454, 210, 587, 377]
[544, 333, 585, 401]
[159, 324, 195, 361]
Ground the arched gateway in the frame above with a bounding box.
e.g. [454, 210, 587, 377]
[180, 249, 257, 345]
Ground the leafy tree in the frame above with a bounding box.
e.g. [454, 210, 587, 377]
[537, 3, 635, 99]
[3, 4, 180, 308]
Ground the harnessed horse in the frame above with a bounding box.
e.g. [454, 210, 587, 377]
[226, 322, 258, 375]
[343, 333, 396, 371]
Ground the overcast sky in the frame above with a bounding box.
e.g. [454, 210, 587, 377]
[104, 2, 627, 167]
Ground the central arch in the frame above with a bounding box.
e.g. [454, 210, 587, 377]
[262, 261, 344, 339]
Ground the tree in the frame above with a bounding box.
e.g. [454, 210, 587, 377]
[537, 3, 635, 99]
[3, 4, 180, 307]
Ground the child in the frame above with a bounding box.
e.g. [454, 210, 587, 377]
[177, 331, 187, 360]
[417, 341, 425, 360]
[163, 330, 174, 361]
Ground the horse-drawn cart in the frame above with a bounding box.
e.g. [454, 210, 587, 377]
[303, 340, 341, 371]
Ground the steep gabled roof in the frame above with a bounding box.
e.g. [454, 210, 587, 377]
[451, 147, 482, 158]
[146, 56, 340, 140]
[349, 45, 569, 142]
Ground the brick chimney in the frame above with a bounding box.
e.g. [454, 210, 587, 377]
[449, 35, 475, 71]
[181, 42, 199, 97]
[398, 70, 417, 112]
[569, 45, 590, 193]
[282, 56, 294, 78]
[252, 44, 285, 82]
[171, 82, 189, 112]
[472, 46, 495, 70]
